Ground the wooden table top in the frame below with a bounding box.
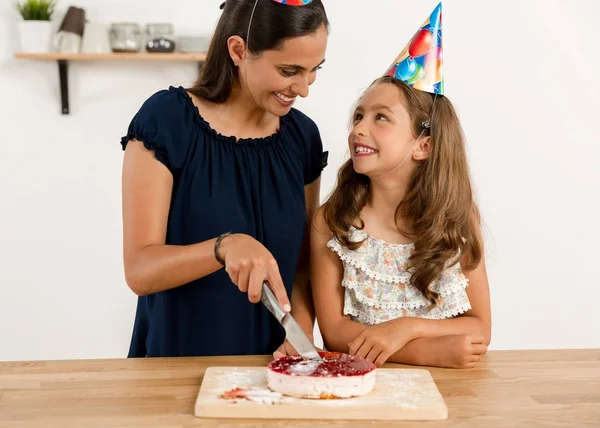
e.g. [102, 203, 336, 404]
[1, 350, 599, 427]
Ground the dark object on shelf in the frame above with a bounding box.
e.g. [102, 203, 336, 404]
[146, 38, 175, 53]
[57, 6, 86, 35]
[54, 6, 86, 53]
[145, 23, 175, 53]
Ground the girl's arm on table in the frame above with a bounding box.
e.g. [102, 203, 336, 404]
[347, 255, 491, 367]
[394, 252, 492, 345]
[389, 334, 489, 368]
[361, 227, 492, 367]
[385, 256, 491, 368]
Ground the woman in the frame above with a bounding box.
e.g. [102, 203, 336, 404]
[120, 0, 329, 358]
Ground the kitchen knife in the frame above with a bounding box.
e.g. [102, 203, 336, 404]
[260, 282, 323, 362]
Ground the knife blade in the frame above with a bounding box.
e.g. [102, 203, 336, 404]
[260, 282, 323, 361]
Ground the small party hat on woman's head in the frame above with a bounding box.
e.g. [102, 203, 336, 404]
[384, 2, 444, 95]
[272, 0, 313, 5]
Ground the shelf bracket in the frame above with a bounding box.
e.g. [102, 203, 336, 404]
[58, 60, 69, 115]
[52, 58, 204, 115]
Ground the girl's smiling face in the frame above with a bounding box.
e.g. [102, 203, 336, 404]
[348, 82, 424, 177]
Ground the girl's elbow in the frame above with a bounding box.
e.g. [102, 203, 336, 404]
[319, 322, 349, 353]
[468, 313, 491, 346]
[322, 337, 346, 353]
[484, 330, 492, 346]
[481, 322, 492, 346]
[318, 328, 336, 351]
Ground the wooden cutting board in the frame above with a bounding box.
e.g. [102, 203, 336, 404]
[194, 366, 448, 421]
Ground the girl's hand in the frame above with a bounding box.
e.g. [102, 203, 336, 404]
[348, 319, 415, 367]
[429, 334, 488, 369]
[219, 233, 291, 311]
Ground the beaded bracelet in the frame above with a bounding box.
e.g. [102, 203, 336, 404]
[214, 231, 232, 266]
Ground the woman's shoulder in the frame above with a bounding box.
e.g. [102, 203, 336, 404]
[121, 86, 196, 172]
[288, 107, 318, 129]
[131, 86, 193, 123]
[286, 108, 321, 142]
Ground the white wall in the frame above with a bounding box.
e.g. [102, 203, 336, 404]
[1, 0, 598, 362]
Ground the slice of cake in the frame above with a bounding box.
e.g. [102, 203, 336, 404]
[267, 351, 376, 399]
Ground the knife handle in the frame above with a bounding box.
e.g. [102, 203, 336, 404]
[260, 282, 286, 323]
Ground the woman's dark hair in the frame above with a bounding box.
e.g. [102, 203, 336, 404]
[188, 0, 329, 103]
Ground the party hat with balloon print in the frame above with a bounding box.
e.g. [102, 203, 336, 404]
[384, 2, 444, 95]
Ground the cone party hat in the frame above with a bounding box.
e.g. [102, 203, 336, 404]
[384, 2, 444, 95]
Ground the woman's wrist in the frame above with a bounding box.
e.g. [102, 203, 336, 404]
[214, 231, 233, 265]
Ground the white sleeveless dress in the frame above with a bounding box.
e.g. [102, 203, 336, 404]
[327, 227, 471, 325]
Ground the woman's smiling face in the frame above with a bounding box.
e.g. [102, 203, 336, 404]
[237, 24, 328, 116]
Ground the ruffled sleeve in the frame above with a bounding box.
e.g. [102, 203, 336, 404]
[304, 121, 327, 185]
[287, 109, 327, 185]
[120, 87, 195, 175]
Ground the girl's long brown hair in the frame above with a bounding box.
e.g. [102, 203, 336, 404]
[323, 76, 482, 304]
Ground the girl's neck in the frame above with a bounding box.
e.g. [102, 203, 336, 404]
[366, 178, 409, 215]
[362, 179, 414, 244]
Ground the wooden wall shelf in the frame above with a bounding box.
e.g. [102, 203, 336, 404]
[15, 52, 207, 61]
[14, 52, 207, 114]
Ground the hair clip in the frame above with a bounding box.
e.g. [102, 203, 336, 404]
[421, 120, 431, 129]
[272, 0, 314, 5]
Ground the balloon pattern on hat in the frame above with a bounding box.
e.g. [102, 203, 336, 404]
[384, 2, 443, 95]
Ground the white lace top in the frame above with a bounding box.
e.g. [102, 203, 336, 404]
[326, 227, 471, 325]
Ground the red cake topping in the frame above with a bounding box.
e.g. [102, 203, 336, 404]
[268, 351, 376, 377]
[220, 387, 249, 400]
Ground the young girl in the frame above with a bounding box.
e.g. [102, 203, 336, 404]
[311, 76, 491, 369]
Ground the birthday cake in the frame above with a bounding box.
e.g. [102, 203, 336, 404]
[267, 352, 376, 399]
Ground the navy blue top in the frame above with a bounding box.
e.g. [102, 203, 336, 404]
[120, 86, 327, 357]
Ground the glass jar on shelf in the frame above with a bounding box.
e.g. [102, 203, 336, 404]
[109, 23, 142, 53]
[145, 23, 176, 53]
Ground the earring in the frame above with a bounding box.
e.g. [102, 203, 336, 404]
[234, 60, 239, 67]
[415, 153, 420, 158]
